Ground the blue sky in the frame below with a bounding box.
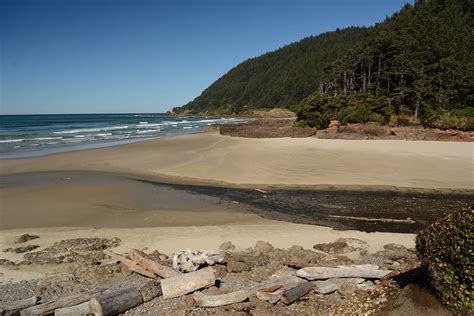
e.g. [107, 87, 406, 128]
[1, 0, 413, 115]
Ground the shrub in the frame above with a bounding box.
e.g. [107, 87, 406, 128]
[416, 207, 474, 312]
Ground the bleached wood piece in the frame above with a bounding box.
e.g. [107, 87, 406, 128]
[54, 301, 92, 316]
[297, 265, 391, 280]
[247, 276, 306, 296]
[21, 293, 100, 316]
[89, 287, 143, 316]
[1, 296, 38, 316]
[161, 267, 215, 299]
[129, 249, 181, 278]
[193, 290, 248, 307]
[103, 249, 155, 278]
[281, 282, 315, 305]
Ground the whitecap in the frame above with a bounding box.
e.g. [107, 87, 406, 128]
[33, 137, 63, 141]
[0, 138, 23, 143]
[54, 125, 129, 134]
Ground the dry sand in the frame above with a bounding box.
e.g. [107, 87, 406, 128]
[1, 131, 472, 189]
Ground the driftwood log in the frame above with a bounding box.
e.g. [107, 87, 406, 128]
[104, 249, 155, 278]
[129, 249, 181, 278]
[314, 278, 365, 294]
[53, 281, 161, 316]
[193, 290, 248, 307]
[54, 301, 91, 316]
[139, 280, 162, 302]
[0, 296, 38, 316]
[89, 287, 143, 316]
[247, 276, 306, 296]
[297, 264, 391, 280]
[281, 282, 315, 305]
[161, 267, 215, 299]
[21, 292, 101, 316]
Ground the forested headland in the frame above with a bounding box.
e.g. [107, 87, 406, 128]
[173, 0, 473, 130]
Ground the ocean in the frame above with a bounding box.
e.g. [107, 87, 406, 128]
[0, 113, 247, 158]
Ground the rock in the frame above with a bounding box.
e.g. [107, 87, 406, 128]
[313, 238, 367, 254]
[357, 280, 377, 291]
[255, 241, 273, 253]
[23, 238, 121, 264]
[227, 259, 251, 273]
[5, 245, 40, 254]
[383, 243, 407, 251]
[281, 246, 326, 268]
[14, 233, 40, 244]
[314, 278, 365, 294]
[219, 241, 235, 252]
[338, 282, 358, 297]
[0, 259, 16, 266]
[271, 266, 297, 278]
[329, 120, 341, 128]
[325, 292, 343, 305]
[212, 264, 227, 278]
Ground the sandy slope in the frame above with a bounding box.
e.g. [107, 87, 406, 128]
[1, 131, 472, 189]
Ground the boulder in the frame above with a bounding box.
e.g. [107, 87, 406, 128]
[219, 241, 236, 252]
[227, 259, 251, 273]
[14, 233, 40, 244]
[255, 241, 274, 253]
[313, 238, 367, 254]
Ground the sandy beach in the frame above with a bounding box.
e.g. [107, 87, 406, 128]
[1, 132, 472, 282]
[1, 131, 472, 189]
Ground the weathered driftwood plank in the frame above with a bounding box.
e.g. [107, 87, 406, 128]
[129, 249, 181, 278]
[89, 287, 143, 316]
[314, 278, 365, 294]
[161, 267, 215, 299]
[139, 280, 162, 302]
[247, 276, 306, 296]
[297, 265, 391, 280]
[1, 296, 38, 316]
[21, 292, 100, 316]
[103, 249, 155, 278]
[281, 282, 315, 305]
[54, 301, 92, 316]
[193, 290, 248, 307]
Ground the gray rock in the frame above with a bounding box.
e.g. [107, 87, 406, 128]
[14, 234, 40, 244]
[218, 241, 235, 252]
[314, 278, 365, 294]
[313, 238, 367, 254]
[338, 282, 358, 297]
[255, 241, 273, 253]
[226, 259, 251, 273]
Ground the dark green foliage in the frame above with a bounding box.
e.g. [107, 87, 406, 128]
[317, 0, 474, 130]
[416, 207, 474, 312]
[174, 27, 369, 114]
[293, 93, 389, 128]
